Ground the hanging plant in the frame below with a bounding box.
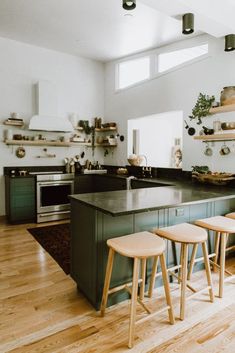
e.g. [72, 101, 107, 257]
[189, 93, 215, 125]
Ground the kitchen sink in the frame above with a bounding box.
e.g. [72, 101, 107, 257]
[130, 178, 173, 189]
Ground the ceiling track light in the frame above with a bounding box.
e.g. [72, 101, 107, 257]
[122, 0, 136, 11]
[182, 13, 194, 35]
[225, 34, 235, 52]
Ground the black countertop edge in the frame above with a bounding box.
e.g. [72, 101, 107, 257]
[4, 165, 66, 176]
[70, 190, 235, 217]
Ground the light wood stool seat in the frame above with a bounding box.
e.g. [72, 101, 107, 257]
[191, 216, 235, 298]
[151, 223, 214, 320]
[107, 231, 166, 258]
[100, 231, 175, 349]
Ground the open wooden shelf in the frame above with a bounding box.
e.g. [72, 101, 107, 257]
[5, 139, 90, 147]
[74, 126, 117, 132]
[95, 127, 117, 132]
[209, 104, 235, 114]
[87, 143, 117, 147]
[194, 133, 235, 142]
[3, 121, 24, 127]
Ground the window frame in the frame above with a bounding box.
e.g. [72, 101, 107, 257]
[115, 37, 210, 93]
[115, 54, 153, 91]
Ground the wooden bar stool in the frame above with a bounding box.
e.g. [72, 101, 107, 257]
[190, 216, 235, 298]
[100, 231, 175, 349]
[151, 223, 214, 320]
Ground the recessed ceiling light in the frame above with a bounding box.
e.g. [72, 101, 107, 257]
[122, 0, 136, 11]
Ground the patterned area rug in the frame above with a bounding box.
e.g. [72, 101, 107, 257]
[27, 223, 70, 274]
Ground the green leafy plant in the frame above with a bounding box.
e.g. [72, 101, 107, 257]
[189, 93, 215, 125]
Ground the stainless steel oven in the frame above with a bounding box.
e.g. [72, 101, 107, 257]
[35, 173, 74, 223]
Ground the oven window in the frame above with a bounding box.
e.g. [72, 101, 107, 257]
[40, 184, 71, 207]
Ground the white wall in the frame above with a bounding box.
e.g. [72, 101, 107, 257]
[104, 34, 235, 172]
[0, 37, 104, 216]
[128, 111, 183, 167]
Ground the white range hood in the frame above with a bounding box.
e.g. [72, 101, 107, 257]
[29, 81, 73, 132]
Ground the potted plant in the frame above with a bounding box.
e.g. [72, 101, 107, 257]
[189, 93, 215, 125]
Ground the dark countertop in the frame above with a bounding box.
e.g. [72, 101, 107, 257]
[70, 177, 235, 216]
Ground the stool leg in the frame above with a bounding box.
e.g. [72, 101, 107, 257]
[128, 257, 140, 349]
[187, 244, 198, 280]
[140, 258, 146, 301]
[202, 241, 214, 302]
[178, 246, 183, 284]
[213, 232, 220, 272]
[148, 256, 158, 298]
[159, 253, 175, 325]
[180, 243, 188, 321]
[100, 248, 115, 317]
[219, 233, 227, 298]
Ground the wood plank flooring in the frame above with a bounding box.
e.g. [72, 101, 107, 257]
[0, 220, 234, 353]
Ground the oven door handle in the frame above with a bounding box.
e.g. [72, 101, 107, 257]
[38, 181, 74, 187]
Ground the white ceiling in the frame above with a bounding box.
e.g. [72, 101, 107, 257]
[0, 0, 234, 62]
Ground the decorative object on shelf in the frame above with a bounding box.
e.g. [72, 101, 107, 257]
[78, 120, 92, 134]
[192, 165, 210, 174]
[202, 126, 214, 135]
[213, 120, 221, 132]
[204, 142, 213, 156]
[184, 120, 196, 136]
[122, 0, 136, 10]
[182, 13, 194, 35]
[16, 146, 26, 158]
[221, 122, 235, 130]
[220, 86, 235, 106]
[224, 34, 235, 52]
[189, 93, 215, 125]
[108, 135, 117, 145]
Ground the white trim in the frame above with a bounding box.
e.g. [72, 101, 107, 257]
[114, 34, 211, 93]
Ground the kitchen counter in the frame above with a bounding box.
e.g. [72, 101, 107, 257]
[70, 178, 235, 216]
[70, 177, 235, 309]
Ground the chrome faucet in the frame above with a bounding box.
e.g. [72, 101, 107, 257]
[126, 175, 137, 190]
[140, 155, 152, 178]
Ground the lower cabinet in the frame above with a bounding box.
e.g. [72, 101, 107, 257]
[5, 176, 36, 223]
[71, 198, 235, 310]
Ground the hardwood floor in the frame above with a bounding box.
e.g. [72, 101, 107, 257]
[0, 220, 234, 353]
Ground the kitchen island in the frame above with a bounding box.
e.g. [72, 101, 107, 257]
[70, 179, 235, 309]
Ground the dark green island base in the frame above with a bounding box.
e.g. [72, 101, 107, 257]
[70, 179, 235, 310]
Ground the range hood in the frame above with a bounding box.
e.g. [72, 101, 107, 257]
[29, 81, 73, 132]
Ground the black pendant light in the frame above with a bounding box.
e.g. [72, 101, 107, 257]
[182, 13, 194, 35]
[225, 34, 235, 52]
[122, 0, 136, 11]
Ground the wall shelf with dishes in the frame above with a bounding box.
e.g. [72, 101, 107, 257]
[194, 133, 235, 142]
[5, 139, 90, 147]
[209, 103, 235, 115]
[194, 102, 235, 142]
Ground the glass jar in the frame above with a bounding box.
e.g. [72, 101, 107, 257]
[220, 86, 235, 106]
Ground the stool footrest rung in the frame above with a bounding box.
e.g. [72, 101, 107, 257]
[108, 278, 142, 295]
[209, 260, 234, 276]
[136, 305, 171, 325]
[125, 286, 151, 314]
[187, 286, 212, 300]
[225, 245, 235, 252]
[168, 270, 197, 293]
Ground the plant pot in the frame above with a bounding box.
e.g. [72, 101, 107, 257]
[220, 86, 235, 106]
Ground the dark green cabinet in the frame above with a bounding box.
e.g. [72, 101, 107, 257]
[5, 176, 36, 223]
[71, 197, 235, 310]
